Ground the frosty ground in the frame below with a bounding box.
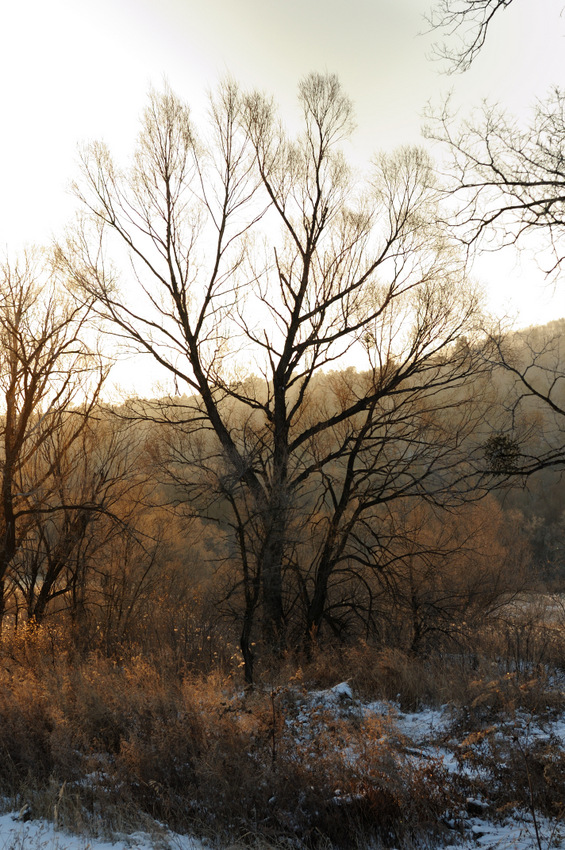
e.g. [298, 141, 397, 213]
[0, 810, 560, 850]
[2, 681, 565, 850]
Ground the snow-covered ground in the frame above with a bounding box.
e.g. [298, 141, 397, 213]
[2, 805, 564, 850]
[1, 684, 565, 849]
[392, 701, 565, 850]
[414, 730, 565, 848]
[0, 813, 205, 850]
[0, 808, 562, 850]
[444, 815, 565, 849]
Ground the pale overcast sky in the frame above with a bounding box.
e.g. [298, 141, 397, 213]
[1, 0, 564, 328]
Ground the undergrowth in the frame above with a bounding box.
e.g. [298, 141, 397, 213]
[0, 619, 564, 848]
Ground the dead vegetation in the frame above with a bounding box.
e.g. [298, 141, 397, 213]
[0, 609, 564, 849]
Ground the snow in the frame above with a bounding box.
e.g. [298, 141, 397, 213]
[1, 810, 563, 850]
[379, 701, 565, 849]
[445, 814, 565, 849]
[0, 812, 206, 850]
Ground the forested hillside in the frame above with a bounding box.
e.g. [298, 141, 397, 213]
[0, 313, 563, 664]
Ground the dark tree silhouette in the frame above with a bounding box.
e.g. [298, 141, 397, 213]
[63, 76, 493, 680]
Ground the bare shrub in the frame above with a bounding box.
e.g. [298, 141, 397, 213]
[453, 719, 565, 821]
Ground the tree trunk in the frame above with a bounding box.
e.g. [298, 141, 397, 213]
[0, 473, 16, 636]
[240, 614, 255, 686]
[259, 496, 287, 653]
[0, 576, 5, 636]
[304, 518, 345, 650]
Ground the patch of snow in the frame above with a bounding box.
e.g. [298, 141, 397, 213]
[452, 813, 565, 849]
[0, 812, 206, 850]
[308, 680, 353, 707]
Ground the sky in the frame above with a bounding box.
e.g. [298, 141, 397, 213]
[1, 0, 564, 346]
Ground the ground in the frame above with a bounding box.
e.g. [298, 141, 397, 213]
[2, 681, 565, 849]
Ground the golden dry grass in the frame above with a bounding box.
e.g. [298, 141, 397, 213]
[0, 611, 564, 848]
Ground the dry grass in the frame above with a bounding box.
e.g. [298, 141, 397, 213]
[0, 624, 462, 848]
[0, 609, 564, 848]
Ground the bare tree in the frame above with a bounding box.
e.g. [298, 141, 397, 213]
[64, 75, 491, 680]
[478, 322, 565, 477]
[427, 0, 565, 269]
[426, 91, 565, 276]
[426, 2, 565, 482]
[293, 364, 494, 647]
[428, 0, 520, 71]
[0, 252, 107, 629]
[9, 409, 149, 628]
[370, 498, 529, 655]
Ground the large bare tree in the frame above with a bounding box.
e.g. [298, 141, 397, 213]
[63, 75, 492, 679]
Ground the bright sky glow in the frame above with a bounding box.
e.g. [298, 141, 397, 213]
[1, 0, 564, 364]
